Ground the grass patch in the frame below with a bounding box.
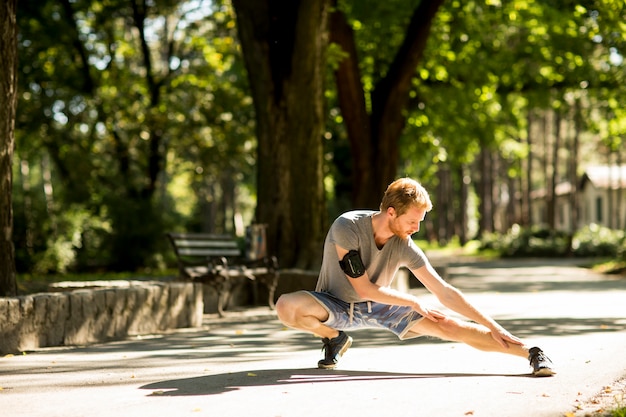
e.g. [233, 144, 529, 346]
[590, 259, 626, 276]
[612, 406, 626, 417]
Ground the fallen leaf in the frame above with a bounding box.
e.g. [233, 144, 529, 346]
[464, 411, 474, 415]
[247, 372, 257, 377]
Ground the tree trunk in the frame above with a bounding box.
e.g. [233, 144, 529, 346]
[616, 146, 623, 230]
[548, 110, 561, 231]
[457, 165, 469, 245]
[506, 171, 517, 229]
[0, 0, 18, 296]
[521, 111, 533, 227]
[476, 147, 494, 235]
[331, 0, 445, 209]
[569, 100, 581, 233]
[541, 112, 549, 227]
[566, 100, 581, 255]
[233, 0, 329, 268]
[607, 151, 615, 230]
[19, 160, 34, 257]
[435, 166, 451, 244]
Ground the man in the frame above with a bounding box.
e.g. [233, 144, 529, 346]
[275, 177, 555, 376]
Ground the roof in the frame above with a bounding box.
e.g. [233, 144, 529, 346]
[581, 165, 626, 190]
[530, 165, 626, 199]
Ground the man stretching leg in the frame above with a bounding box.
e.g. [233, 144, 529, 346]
[276, 177, 554, 376]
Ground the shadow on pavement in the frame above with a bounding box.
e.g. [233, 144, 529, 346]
[447, 274, 626, 293]
[442, 260, 626, 293]
[18, 314, 621, 365]
[139, 368, 531, 397]
[491, 317, 626, 338]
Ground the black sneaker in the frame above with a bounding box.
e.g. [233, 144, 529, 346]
[318, 331, 352, 369]
[528, 346, 555, 377]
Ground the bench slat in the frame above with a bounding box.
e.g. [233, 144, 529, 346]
[173, 240, 239, 248]
[177, 248, 241, 257]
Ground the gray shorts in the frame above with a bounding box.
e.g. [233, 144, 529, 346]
[305, 291, 425, 340]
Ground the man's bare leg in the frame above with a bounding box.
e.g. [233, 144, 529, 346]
[275, 291, 339, 339]
[275, 291, 353, 369]
[411, 316, 555, 375]
[410, 316, 529, 358]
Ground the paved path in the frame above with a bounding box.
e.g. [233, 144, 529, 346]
[1, 258, 625, 417]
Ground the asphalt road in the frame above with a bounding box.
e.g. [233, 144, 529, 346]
[1, 258, 625, 417]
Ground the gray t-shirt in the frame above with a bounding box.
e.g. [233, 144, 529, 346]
[315, 210, 428, 303]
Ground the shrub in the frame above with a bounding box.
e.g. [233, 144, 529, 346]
[479, 225, 569, 257]
[572, 224, 625, 257]
[480, 224, 625, 258]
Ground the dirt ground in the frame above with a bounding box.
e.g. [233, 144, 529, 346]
[572, 377, 626, 417]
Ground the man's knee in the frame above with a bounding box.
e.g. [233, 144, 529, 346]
[276, 291, 327, 326]
[275, 292, 305, 324]
[275, 293, 292, 320]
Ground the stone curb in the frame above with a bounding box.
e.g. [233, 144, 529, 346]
[0, 281, 204, 354]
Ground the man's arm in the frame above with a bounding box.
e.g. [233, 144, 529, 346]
[336, 245, 444, 322]
[411, 262, 523, 348]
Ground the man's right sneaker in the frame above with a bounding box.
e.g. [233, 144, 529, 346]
[318, 331, 352, 369]
[528, 346, 556, 377]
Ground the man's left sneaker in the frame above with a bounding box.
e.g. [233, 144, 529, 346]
[318, 331, 352, 369]
[528, 346, 556, 377]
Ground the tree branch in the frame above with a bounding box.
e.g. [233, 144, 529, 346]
[59, 0, 95, 94]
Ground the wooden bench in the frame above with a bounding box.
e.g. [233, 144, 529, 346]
[166, 232, 279, 316]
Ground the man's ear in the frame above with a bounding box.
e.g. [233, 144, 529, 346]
[387, 206, 397, 217]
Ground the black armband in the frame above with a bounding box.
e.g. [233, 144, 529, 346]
[339, 250, 366, 278]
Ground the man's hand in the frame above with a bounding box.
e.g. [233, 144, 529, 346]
[411, 301, 447, 322]
[489, 324, 524, 349]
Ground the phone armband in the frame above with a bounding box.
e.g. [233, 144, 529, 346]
[339, 250, 366, 278]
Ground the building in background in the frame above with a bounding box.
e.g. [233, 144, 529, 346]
[531, 165, 626, 232]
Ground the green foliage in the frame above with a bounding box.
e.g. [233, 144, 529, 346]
[613, 404, 626, 417]
[605, 391, 626, 417]
[14, 0, 256, 273]
[30, 206, 111, 275]
[480, 225, 571, 257]
[11, 0, 626, 276]
[480, 224, 625, 258]
[573, 224, 625, 257]
[397, 0, 626, 184]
